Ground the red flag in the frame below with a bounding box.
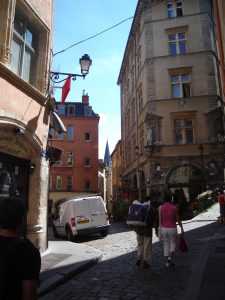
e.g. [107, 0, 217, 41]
[61, 76, 71, 104]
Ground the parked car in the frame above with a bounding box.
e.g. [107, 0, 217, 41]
[52, 195, 110, 241]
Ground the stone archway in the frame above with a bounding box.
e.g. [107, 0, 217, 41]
[166, 163, 204, 205]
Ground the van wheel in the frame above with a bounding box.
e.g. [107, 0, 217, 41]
[66, 226, 74, 242]
[52, 226, 59, 238]
[101, 229, 108, 237]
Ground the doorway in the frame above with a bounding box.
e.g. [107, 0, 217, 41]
[0, 152, 30, 236]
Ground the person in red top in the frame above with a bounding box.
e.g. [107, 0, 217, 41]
[158, 192, 184, 267]
[218, 190, 225, 224]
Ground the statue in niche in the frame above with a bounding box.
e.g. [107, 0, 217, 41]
[147, 128, 153, 146]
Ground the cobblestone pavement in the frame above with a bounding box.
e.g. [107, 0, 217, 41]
[39, 204, 221, 300]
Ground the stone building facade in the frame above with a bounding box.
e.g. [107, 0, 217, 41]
[0, 0, 54, 252]
[118, 0, 225, 205]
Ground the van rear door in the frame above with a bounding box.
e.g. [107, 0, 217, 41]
[88, 197, 108, 227]
[74, 198, 91, 230]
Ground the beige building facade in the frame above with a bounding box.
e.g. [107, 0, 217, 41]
[0, 0, 54, 251]
[118, 0, 224, 206]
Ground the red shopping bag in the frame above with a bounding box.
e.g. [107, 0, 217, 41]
[179, 234, 188, 252]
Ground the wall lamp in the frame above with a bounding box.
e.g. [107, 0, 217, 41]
[50, 54, 92, 84]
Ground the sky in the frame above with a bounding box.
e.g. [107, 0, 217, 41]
[52, 0, 138, 159]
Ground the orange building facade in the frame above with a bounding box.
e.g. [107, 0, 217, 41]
[49, 94, 100, 207]
[0, 0, 54, 252]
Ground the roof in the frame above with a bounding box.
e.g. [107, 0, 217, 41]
[55, 101, 99, 118]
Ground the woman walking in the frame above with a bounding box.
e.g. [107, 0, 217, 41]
[158, 192, 184, 267]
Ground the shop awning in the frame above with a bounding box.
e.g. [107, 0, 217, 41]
[48, 146, 62, 166]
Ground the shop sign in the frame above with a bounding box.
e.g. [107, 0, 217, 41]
[0, 132, 32, 159]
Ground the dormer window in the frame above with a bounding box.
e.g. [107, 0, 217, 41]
[84, 106, 92, 116]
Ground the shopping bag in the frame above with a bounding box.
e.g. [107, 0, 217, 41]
[179, 234, 188, 252]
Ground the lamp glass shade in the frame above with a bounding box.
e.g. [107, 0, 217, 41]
[80, 54, 92, 75]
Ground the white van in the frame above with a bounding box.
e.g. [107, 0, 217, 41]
[52, 195, 110, 241]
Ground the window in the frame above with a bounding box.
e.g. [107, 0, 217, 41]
[67, 126, 74, 141]
[68, 105, 75, 116]
[168, 33, 186, 55]
[84, 157, 91, 167]
[49, 175, 52, 190]
[171, 74, 191, 98]
[167, 2, 183, 18]
[67, 152, 73, 166]
[85, 132, 91, 141]
[137, 47, 141, 74]
[57, 133, 63, 140]
[67, 176, 73, 191]
[57, 105, 65, 115]
[85, 181, 91, 191]
[84, 106, 92, 116]
[56, 158, 62, 166]
[11, 11, 38, 85]
[174, 119, 194, 144]
[137, 89, 143, 113]
[56, 175, 62, 190]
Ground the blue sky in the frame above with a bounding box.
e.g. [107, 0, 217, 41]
[53, 0, 138, 159]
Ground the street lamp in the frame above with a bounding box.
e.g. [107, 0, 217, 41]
[50, 54, 92, 83]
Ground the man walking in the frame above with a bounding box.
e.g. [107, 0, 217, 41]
[134, 199, 158, 268]
[0, 197, 41, 300]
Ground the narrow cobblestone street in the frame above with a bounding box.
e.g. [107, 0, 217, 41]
[39, 204, 221, 300]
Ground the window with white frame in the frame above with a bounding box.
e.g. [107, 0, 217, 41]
[67, 152, 73, 166]
[11, 11, 38, 85]
[67, 176, 73, 191]
[84, 181, 91, 191]
[85, 132, 91, 141]
[167, 2, 183, 18]
[68, 105, 75, 116]
[84, 157, 91, 167]
[84, 106, 92, 116]
[174, 119, 194, 144]
[56, 175, 62, 190]
[171, 74, 191, 98]
[67, 125, 74, 141]
[168, 32, 186, 55]
[57, 105, 65, 115]
[56, 158, 62, 166]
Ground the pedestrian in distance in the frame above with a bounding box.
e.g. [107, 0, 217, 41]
[0, 197, 41, 300]
[157, 192, 184, 267]
[217, 190, 225, 224]
[134, 198, 158, 269]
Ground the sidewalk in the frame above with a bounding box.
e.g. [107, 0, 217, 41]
[184, 203, 225, 300]
[37, 240, 102, 297]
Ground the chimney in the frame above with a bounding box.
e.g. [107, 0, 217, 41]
[82, 89, 89, 104]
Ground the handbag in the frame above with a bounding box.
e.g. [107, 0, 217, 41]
[179, 234, 188, 252]
[158, 206, 163, 241]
